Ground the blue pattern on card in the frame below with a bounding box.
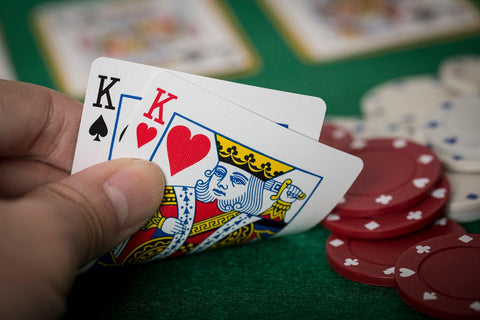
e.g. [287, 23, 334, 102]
[109, 94, 142, 160]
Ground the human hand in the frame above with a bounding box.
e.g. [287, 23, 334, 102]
[0, 80, 165, 319]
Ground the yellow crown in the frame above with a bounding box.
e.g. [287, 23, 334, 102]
[215, 134, 293, 181]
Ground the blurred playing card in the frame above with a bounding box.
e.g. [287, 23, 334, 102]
[261, 0, 480, 61]
[33, 0, 257, 97]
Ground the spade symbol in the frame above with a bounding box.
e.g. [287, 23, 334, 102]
[89, 115, 108, 142]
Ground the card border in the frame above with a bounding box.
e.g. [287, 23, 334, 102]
[257, 0, 480, 64]
[31, 0, 262, 98]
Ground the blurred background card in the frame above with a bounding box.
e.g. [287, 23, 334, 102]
[33, 0, 258, 97]
[0, 23, 16, 80]
[260, 0, 480, 62]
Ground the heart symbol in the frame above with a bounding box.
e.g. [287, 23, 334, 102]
[383, 267, 395, 275]
[432, 188, 446, 199]
[423, 292, 437, 300]
[136, 123, 157, 148]
[167, 125, 210, 176]
[413, 178, 429, 189]
[399, 268, 415, 278]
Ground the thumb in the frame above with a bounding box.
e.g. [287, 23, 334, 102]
[0, 158, 164, 319]
[16, 158, 165, 268]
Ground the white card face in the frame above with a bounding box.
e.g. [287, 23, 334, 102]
[101, 71, 362, 264]
[74, 57, 326, 173]
[71, 58, 158, 173]
[107, 57, 325, 141]
[156, 68, 326, 141]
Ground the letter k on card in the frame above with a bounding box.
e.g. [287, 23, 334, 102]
[136, 88, 177, 148]
[134, 86, 177, 150]
[115, 71, 244, 161]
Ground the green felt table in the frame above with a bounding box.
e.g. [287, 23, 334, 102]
[2, 0, 480, 319]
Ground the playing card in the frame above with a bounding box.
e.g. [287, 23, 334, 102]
[94, 71, 363, 266]
[32, 0, 257, 97]
[71, 59, 160, 173]
[163, 69, 326, 141]
[261, 0, 480, 61]
[113, 72, 325, 159]
[73, 57, 326, 172]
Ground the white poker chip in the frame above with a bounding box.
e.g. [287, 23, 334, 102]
[326, 116, 411, 139]
[445, 171, 480, 214]
[447, 207, 480, 223]
[423, 94, 480, 159]
[361, 75, 454, 127]
[439, 55, 480, 95]
[432, 146, 480, 173]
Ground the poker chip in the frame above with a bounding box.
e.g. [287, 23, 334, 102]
[337, 138, 442, 217]
[448, 208, 480, 223]
[440, 55, 480, 95]
[326, 116, 411, 140]
[361, 75, 454, 127]
[432, 146, 480, 173]
[423, 95, 480, 159]
[445, 171, 480, 214]
[318, 122, 353, 151]
[395, 233, 480, 319]
[325, 218, 465, 287]
[322, 176, 449, 239]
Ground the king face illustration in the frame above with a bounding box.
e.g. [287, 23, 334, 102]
[195, 161, 265, 215]
[97, 129, 308, 267]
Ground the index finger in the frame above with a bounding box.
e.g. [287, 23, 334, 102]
[0, 80, 82, 172]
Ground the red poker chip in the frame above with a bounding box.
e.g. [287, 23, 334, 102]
[318, 122, 353, 151]
[395, 233, 480, 319]
[325, 218, 465, 287]
[322, 176, 449, 239]
[322, 177, 450, 239]
[337, 138, 442, 217]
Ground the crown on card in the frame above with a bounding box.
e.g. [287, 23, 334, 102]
[215, 134, 293, 181]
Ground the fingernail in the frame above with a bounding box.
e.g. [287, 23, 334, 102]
[103, 160, 164, 229]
